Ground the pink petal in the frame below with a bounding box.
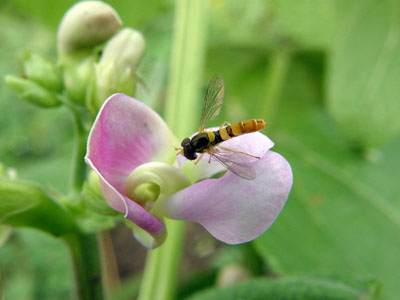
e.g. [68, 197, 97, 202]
[86, 93, 175, 211]
[85, 93, 174, 244]
[158, 151, 293, 244]
[99, 177, 165, 247]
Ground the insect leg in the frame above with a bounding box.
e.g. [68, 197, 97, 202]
[219, 121, 231, 129]
[194, 153, 205, 165]
[204, 148, 215, 163]
[175, 147, 183, 156]
[217, 146, 260, 159]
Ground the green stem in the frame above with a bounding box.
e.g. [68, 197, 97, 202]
[138, 0, 208, 299]
[63, 233, 104, 300]
[154, 219, 186, 298]
[137, 242, 162, 300]
[165, 0, 208, 138]
[70, 109, 88, 193]
[259, 49, 291, 123]
[63, 96, 103, 299]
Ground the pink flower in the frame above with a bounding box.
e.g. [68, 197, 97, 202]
[85, 93, 293, 248]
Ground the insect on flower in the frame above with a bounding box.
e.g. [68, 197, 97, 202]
[176, 75, 267, 180]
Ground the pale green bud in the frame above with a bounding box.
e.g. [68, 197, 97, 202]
[62, 55, 96, 104]
[57, 1, 122, 55]
[216, 264, 251, 287]
[23, 52, 62, 92]
[101, 28, 146, 73]
[89, 28, 146, 111]
[5, 75, 60, 108]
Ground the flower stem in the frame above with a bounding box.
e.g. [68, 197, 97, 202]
[154, 219, 186, 298]
[165, 0, 208, 139]
[63, 233, 104, 300]
[70, 108, 88, 193]
[137, 244, 162, 300]
[65, 100, 104, 299]
[138, 0, 208, 299]
[259, 49, 291, 123]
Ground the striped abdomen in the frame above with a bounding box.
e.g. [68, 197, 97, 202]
[212, 119, 266, 145]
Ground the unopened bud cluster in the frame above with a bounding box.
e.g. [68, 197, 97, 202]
[6, 1, 146, 113]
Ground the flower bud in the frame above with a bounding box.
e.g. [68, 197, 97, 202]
[88, 28, 146, 111]
[216, 264, 251, 287]
[5, 75, 60, 107]
[63, 56, 96, 104]
[23, 52, 62, 92]
[57, 1, 122, 54]
[101, 28, 146, 73]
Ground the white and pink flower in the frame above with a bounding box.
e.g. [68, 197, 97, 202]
[85, 93, 293, 248]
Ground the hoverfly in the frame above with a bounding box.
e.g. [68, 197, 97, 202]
[176, 75, 267, 180]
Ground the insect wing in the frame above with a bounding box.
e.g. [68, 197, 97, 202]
[199, 75, 225, 132]
[210, 150, 256, 180]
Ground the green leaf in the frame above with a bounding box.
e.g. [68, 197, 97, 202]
[0, 179, 74, 236]
[185, 276, 379, 300]
[0, 225, 11, 248]
[268, 0, 335, 49]
[254, 109, 400, 300]
[327, 0, 400, 147]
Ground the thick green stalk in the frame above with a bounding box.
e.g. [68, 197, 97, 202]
[137, 244, 162, 300]
[153, 219, 186, 298]
[259, 49, 291, 123]
[165, 0, 208, 138]
[138, 1, 208, 300]
[63, 233, 104, 300]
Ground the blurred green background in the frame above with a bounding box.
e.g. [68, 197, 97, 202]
[0, 0, 399, 299]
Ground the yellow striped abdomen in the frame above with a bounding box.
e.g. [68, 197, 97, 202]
[219, 119, 266, 141]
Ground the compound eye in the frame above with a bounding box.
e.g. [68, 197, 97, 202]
[181, 137, 190, 147]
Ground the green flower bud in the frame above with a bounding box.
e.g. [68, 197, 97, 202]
[57, 1, 122, 55]
[5, 75, 60, 108]
[101, 28, 146, 73]
[23, 52, 62, 92]
[89, 28, 146, 111]
[62, 56, 96, 105]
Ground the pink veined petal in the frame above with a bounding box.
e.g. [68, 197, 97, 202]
[85, 93, 175, 211]
[159, 151, 293, 244]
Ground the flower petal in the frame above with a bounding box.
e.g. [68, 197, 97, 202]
[158, 151, 293, 244]
[85, 93, 175, 246]
[99, 175, 165, 248]
[86, 93, 176, 211]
